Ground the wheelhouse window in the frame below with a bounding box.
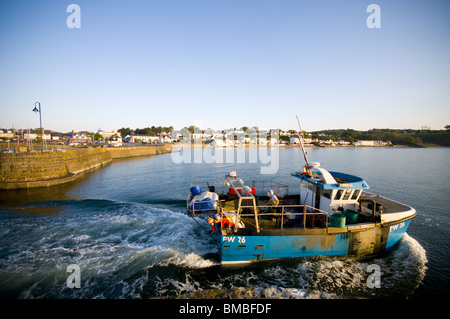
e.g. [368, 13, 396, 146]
[343, 189, 352, 200]
[351, 189, 361, 200]
[334, 190, 343, 200]
[300, 180, 314, 191]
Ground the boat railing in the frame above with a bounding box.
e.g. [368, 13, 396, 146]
[235, 204, 330, 231]
[188, 193, 331, 231]
[187, 179, 290, 217]
[188, 180, 225, 195]
[359, 193, 383, 223]
[188, 180, 289, 198]
[245, 180, 290, 197]
[188, 178, 329, 231]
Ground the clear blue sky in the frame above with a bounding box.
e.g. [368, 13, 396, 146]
[1, 0, 449, 133]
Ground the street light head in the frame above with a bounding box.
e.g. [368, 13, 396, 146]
[33, 101, 41, 113]
[33, 101, 43, 152]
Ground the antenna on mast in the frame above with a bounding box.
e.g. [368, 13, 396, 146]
[296, 115, 312, 177]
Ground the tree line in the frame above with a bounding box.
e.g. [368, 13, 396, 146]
[117, 126, 174, 137]
[311, 128, 450, 147]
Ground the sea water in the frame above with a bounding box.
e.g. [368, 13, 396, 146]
[0, 147, 448, 298]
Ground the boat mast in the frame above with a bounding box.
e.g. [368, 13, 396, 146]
[296, 115, 312, 177]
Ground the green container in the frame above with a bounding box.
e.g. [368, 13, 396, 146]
[344, 209, 359, 224]
[330, 213, 346, 228]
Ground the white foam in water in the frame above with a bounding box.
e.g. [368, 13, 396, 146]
[131, 229, 427, 299]
[0, 196, 428, 299]
[263, 287, 337, 299]
[0, 200, 218, 298]
[166, 232, 428, 299]
[368, 233, 428, 295]
[166, 252, 218, 268]
[284, 233, 428, 298]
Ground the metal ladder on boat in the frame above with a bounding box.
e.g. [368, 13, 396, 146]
[222, 173, 261, 233]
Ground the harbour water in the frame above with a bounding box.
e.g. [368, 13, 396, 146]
[0, 147, 448, 299]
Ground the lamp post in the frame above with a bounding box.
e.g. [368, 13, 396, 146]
[32, 102, 44, 153]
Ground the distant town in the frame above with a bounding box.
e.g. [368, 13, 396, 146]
[1, 125, 449, 152]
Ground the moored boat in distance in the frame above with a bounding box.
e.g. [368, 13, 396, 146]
[186, 117, 416, 264]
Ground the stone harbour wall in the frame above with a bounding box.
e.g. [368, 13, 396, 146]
[0, 146, 172, 190]
[107, 145, 173, 159]
[0, 148, 112, 190]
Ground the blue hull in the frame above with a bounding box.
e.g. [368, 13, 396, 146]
[219, 220, 412, 264]
[221, 233, 350, 263]
[385, 219, 411, 251]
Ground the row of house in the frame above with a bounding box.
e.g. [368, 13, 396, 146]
[123, 131, 176, 144]
[289, 137, 391, 147]
[115, 129, 284, 145]
[1, 130, 120, 146]
[70, 130, 123, 146]
[353, 140, 392, 146]
[168, 129, 392, 147]
[1, 128, 170, 147]
[73, 130, 179, 146]
[2, 128, 392, 148]
[1, 129, 59, 141]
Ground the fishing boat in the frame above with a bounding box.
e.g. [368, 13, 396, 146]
[186, 119, 416, 265]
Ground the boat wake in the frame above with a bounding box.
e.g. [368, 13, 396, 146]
[157, 233, 428, 299]
[0, 199, 216, 298]
[0, 198, 427, 299]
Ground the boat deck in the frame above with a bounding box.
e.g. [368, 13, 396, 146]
[216, 192, 413, 232]
[362, 193, 412, 214]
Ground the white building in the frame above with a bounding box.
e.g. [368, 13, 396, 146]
[24, 133, 37, 140]
[69, 133, 91, 145]
[159, 132, 177, 143]
[0, 130, 13, 139]
[24, 133, 52, 140]
[107, 134, 122, 147]
[354, 140, 376, 146]
[353, 140, 391, 146]
[98, 130, 121, 139]
[125, 134, 159, 144]
[290, 137, 312, 144]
